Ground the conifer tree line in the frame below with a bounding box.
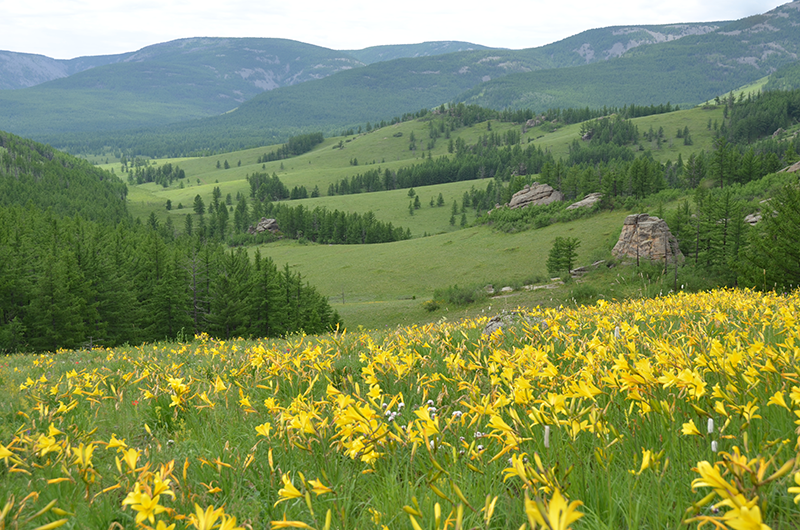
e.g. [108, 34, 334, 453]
[0, 131, 341, 353]
[256, 132, 325, 163]
[123, 158, 186, 187]
[0, 205, 341, 353]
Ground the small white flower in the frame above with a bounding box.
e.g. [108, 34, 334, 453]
[398, 402, 405, 409]
[477, 444, 484, 452]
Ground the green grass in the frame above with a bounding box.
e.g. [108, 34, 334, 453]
[118, 105, 717, 217]
[254, 210, 628, 328]
[111, 105, 741, 330]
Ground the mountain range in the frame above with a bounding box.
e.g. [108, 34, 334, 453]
[2, 1, 800, 155]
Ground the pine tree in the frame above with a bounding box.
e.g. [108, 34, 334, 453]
[546, 237, 580, 277]
[743, 184, 800, 290]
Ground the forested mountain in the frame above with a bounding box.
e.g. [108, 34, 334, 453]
[0, 38, 365, 137]
[344, 41, 492, 64]
[0, 50, 132, 90]
[0, 16, 740, 151]
[461, 3, 800, 111]
[5, 3, 800, 156]
[0, 130, 128, 222]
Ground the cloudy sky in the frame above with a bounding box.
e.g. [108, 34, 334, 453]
[0, 0, 791, 60]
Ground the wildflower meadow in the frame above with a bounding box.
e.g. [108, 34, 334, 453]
[1, 288, 799, 529]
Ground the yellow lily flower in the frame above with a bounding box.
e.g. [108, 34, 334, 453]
[788, 472, 800, 504]
[308, 478, 333, 496]
[681, 419, 701, 436]
[188, 503, 225, 530]
[524, 489, 584, 530]
[255, 422, 273, 438]
[274, 473, 303, 506]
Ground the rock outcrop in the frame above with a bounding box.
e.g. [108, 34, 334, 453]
[781, 160, 800, 173]
[612, 214, 684, 264]
[507, 183, 564, 209]
[247, 218, 280, 235]
[744, 213, 762, 226]
[566, 193, 603, 210]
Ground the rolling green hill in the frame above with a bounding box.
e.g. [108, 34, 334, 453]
[111, 99, 743, 327]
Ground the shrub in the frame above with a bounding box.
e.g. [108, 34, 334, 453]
[433, 284, 486, 306]
[422, 300, 441, 312]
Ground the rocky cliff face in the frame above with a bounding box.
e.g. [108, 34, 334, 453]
[612, 214, 684, 264]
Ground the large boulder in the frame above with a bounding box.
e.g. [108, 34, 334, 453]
[248, 217, 279, 235]
[507, 182, 564, 209]
[566, 192, 603, 210]
[612, 214, 684, 264]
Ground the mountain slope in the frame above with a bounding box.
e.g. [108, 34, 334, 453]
[345, 41, 493, 64]
[0, 38, 364, 137]
[461, 2, 800, 111]
[0, 18, 738, 145]
[0, 50, 132, 90]
[6, 4, 800, 154]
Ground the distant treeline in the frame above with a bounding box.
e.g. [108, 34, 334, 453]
[48, 99, 680, 159]
[257, 132, 324, 163]
[260, 203, 411, 245]
[327, 141, 555, 198]
[124, 159, 186, 187]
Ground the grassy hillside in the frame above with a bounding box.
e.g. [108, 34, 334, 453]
[111, 101, 743, 329]
[255, 210, 627, 327]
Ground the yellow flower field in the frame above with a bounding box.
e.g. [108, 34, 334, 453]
[0, 289, 799, 529]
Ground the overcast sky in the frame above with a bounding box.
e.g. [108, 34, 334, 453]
[0, 0, 791, 60]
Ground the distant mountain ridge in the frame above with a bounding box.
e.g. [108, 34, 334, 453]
[0, 50, 131, 90]
[344, 41, 493, 64]
[0, 39, 492, 92]
[5, 2, 800, 154]
[461, 1, 800, 111]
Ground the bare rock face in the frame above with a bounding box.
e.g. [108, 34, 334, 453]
[612, 214, 684, 264]
[507, 182, 564, 209]
[248, 217, 279, 235]
[566, 192, 603, 210]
